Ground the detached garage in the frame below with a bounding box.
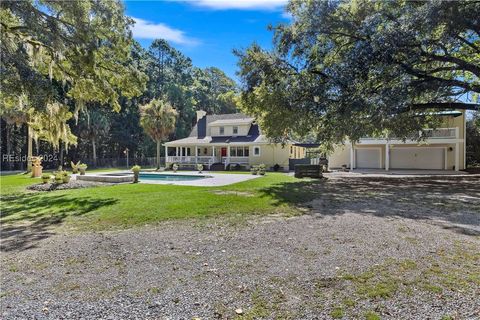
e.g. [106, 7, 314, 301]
[390, 147, 445, 170]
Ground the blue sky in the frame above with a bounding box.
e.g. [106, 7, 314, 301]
[124, 0, 290, 81]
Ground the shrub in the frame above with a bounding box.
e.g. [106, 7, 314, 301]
[258, 163, 266, 175]
[78, 163, 88, 175]
[273, 163, 280, 172]
[61, 171, 71, 183]
[131, 165, 141, 183]
[250, 166, 258, 175]
[54, 172, 64, 184]
[172, 163, 179, 172]
[197, 164, 203, 173]
[71, 160, 81, 174]
[41, 173, 51, 184]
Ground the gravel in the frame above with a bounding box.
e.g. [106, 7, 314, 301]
[1, 176, 479, 319]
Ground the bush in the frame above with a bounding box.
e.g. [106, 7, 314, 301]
[197, 164, 204, 173]
[71, 160, 81, 174]
[54, 172, 64, 184]
[172, 163, 179, 172]
[78, 163, 88, 175]
[61, 171, 71, 183]
[273, 163, 280, 172]
[41, 173, 51, 184]
[131, 165, 141, 183]
[250, 166, 258, 175]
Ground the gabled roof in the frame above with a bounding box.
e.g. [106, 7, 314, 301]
[189, 113, 261, 139]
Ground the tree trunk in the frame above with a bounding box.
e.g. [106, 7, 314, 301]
[92, 138, 97, 168]
[27, 125, 33, 172]
[6, 124, 12, 170]
[156, 140, 161, 170]
[59, 143, 64, 169]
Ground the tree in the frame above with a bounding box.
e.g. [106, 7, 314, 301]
[78, 109, 110, 167]
[236, 0, 480, 148]
[146, 39, 195, 138]
[1, 0, 147, 149]
[140, 99, 178, 169]
[192, 67, 239, 114]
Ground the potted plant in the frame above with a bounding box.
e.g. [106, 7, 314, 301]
[54, 172, 64, 184]
[41, 173, 51, 184]
[250, 166, 258, 175]
[62, 171, 71, 183]
[197, 164, 203, 173]
[131, 165, 141, 183]
[71, 161, 81, 174]
[258, 164, 266, 176]
[78, 163, 88, 175]
[172, 163, 178, 173]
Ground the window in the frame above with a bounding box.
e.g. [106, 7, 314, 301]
[230, 146, 249, 157]
[219, 126, 225, 135]
[233, 126, 238, 135]
[253, 146, 260, 156]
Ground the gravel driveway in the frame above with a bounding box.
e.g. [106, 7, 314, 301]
[1, 176, 479, 319]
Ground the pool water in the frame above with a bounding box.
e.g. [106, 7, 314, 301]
[138, 173, 207, 181]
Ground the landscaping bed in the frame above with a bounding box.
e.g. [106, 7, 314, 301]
[26, 180, 114, 192]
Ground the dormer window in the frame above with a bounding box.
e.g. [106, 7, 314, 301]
[233, 126, 238, 135]
[219, 126, 225, 135]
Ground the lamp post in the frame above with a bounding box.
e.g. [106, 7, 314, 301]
[124, 148, 129, 168]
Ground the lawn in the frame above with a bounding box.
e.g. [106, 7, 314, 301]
[0, 171, 305, 230]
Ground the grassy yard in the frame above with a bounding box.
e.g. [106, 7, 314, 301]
[0, 172, 305, 230]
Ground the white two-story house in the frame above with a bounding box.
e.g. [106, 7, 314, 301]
[328, 110, 467, 171]
[164, 111, 306, 170]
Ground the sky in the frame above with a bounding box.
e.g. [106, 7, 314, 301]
[124, 0, 291, 81]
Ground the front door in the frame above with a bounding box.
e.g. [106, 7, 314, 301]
[221, 147, 227, 157]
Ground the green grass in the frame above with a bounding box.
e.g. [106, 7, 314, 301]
[330, 306, 344, 319]
[1, 172, 312, 230]
[364, 311, 381, 320]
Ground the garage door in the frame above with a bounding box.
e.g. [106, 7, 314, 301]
[390, 148, 444, 169]
[356, 149, 381, 169]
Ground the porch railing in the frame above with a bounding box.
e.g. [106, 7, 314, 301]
[166, 156, 215, 165]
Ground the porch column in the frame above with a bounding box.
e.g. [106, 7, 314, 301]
[176, 147, 178, 156]
[195, 145, 198, 163]
[455, 142, 460, 171]
[212, 146, 215, 158]
[227, 145, 231, 160]
[165, 146, 168, 163]
[350, 143, 355, 170]
[385, 143, 390, 171]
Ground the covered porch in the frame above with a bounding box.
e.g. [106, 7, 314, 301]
[165, 145, 250, 169]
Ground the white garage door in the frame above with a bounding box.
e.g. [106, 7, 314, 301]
[356, 149, 381, 169]
[390, 148, 444, 169]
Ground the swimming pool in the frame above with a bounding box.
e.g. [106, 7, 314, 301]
[138, 173, 208, 181]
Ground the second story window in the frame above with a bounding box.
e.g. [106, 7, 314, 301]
[219, 126, 225, 135]
[233, 126, 238, 135]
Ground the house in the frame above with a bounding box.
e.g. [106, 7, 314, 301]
[164, 111, 306, 170]
[328, 110, 467, 171]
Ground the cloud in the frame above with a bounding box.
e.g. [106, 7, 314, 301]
[190, 0, 288, 10]
[131, 17, 199, 45]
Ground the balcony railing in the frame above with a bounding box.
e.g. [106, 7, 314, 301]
[421, 128, 457, 139]
[360, 127, 459, 141]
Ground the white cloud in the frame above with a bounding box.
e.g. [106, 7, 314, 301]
[131, 17, 199, 45]
[190, 0, 288, 10]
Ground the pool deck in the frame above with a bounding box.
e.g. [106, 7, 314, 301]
[75, 171, 262, 187]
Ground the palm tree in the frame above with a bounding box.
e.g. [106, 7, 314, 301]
[140, 98, 177, 169]
[79, 109, 110, 167]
